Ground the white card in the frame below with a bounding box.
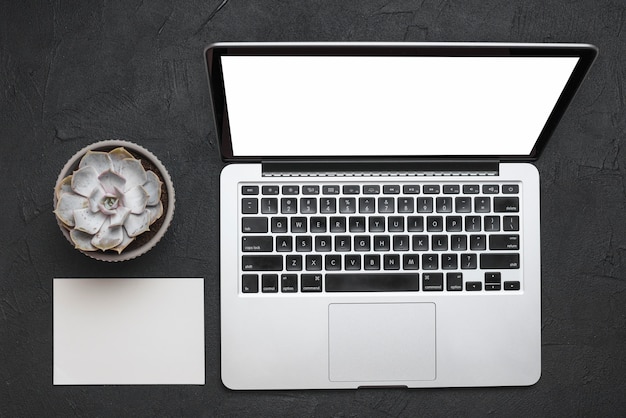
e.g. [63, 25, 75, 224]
[53, 278, 205, 385]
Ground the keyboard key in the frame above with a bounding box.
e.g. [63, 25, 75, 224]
[306, 255, 322, 270]
[363, 185, 380, 194]
[349, 216, 366, 232]
[315, 236, 332, 252]
[242, 236, 273, 252]
[446, 216, 462, 232]
[325, 255, 342, 270]
[242, 274, 258, 293]
[483, 185, 499, 194]
[301, 274, 323, 292]
[359, 197, 376, 213]
[494, 197, 519, 212]
[295, 236, 312, 252]
[388, 216, 404, 232]
[504, 281, 521, 290]
[446, 273, 463, 291]
[335, 236, 351, 251]
[489, 234, 520, 250]
[286, 255, 302, 271]
[470, 235, 487, 251]
[403, 254, 419, 269]
[480, 253, 520, 269]
[339, 197, 356, 213]
[484, 216, 500, 232]
[502, 184, 519, 194]
[260, 198, 278, 214]
[384, 254, 401, 270]
[432, 235, 448, 251]
[393, 235, 409, 251]
[282, 185, 299, 195]
[485, 284, 501, 291]
[403, 185, 420, 194]
[354, 236, 371, 251]
[485, 272, 500, 282]
[455, 196, 472, 213]
[422, 273, 443, 291]
[310, 217, 327, 233]
[450, 235, 467, 251]
[465, 216, 481, 232]
[373, 235, 390, 251]
[378, 197, 395, 213]
[262, 185, 279, 195]
[261, 274, 278, 293]
[320, 197, 337, 213]
[242, 255, 282, 271]
[466, 281, 482, 291]
[369, 216, 385, 232]
[415, 204, 438, 222]
[364, 254, 380, 270]
[407, 216, 424, 232]
[423, 185, 440, 194]
[276, 236, 292, 252]
[503, 216, 520, 231]
[383, 185, 400, 194]
[291, 217, 307, 233]
[460, 253, 477, 269]
[281, 198, 297, 214]
[442, 254, 457, 269]
[422, 254, 438, 270]
[426, 216, 443, 232]
[436, 197, 452, 213]
[323, 185, 340, 195]
[281, 274, 298, 292]
[300, 198, 317, 214]
[463, 185, 480, 194]
[326, 273, 419, 292]
[302, 185, 320, 195]
[242, 186, 258, 195]
[343, 185, 360, 194]
[330, 217, 346, 232]
[345, 254, 361, 270]
[443, 185, 460, 194]
[412, 235, 428, 251]
[474, 197, 491, 213]
[242, 217, 267, 233]
[242, 198, 258, 214]
[397, 197, 414, 213]
[271, 217, 287, 233]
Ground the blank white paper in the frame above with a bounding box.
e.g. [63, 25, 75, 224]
[53, 278, 205, 385]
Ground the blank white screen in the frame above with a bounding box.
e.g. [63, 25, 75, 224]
[221, 56, 579, 157]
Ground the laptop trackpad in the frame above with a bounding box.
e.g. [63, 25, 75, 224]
[328, 303, 436, 382]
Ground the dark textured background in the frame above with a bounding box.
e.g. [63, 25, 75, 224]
[1, 0, 625, 416]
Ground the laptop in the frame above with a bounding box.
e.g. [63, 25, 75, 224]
[205, 42, 597, 389]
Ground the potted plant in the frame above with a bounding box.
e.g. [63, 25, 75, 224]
[53, 140, 175, 262]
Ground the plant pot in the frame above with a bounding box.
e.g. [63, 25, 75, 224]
[53, 140, 175, 262]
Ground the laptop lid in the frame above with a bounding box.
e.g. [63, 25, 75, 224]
[206, 42, 597, 163]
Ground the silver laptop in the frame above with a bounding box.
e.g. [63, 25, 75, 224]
[206, 42, 596, 389]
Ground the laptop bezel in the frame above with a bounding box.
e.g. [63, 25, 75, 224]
[205, 42, 597, 163]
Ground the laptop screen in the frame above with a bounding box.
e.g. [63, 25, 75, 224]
[207, 44, 597, 161]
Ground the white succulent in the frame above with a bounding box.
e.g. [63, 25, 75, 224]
[54, 147, 164, 253]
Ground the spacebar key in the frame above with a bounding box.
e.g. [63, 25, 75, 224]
[242, 255, 282, 271]
[326, 273, 419, 292]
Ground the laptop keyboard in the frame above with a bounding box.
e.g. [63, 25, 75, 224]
[239, 182, 522, 294]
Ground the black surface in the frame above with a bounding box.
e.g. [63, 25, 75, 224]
[1, 0, 625, 416]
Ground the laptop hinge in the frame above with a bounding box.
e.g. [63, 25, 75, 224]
[262, 160, 499, 177]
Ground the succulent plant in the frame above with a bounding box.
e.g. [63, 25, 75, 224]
[54, 147, 164, 253]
